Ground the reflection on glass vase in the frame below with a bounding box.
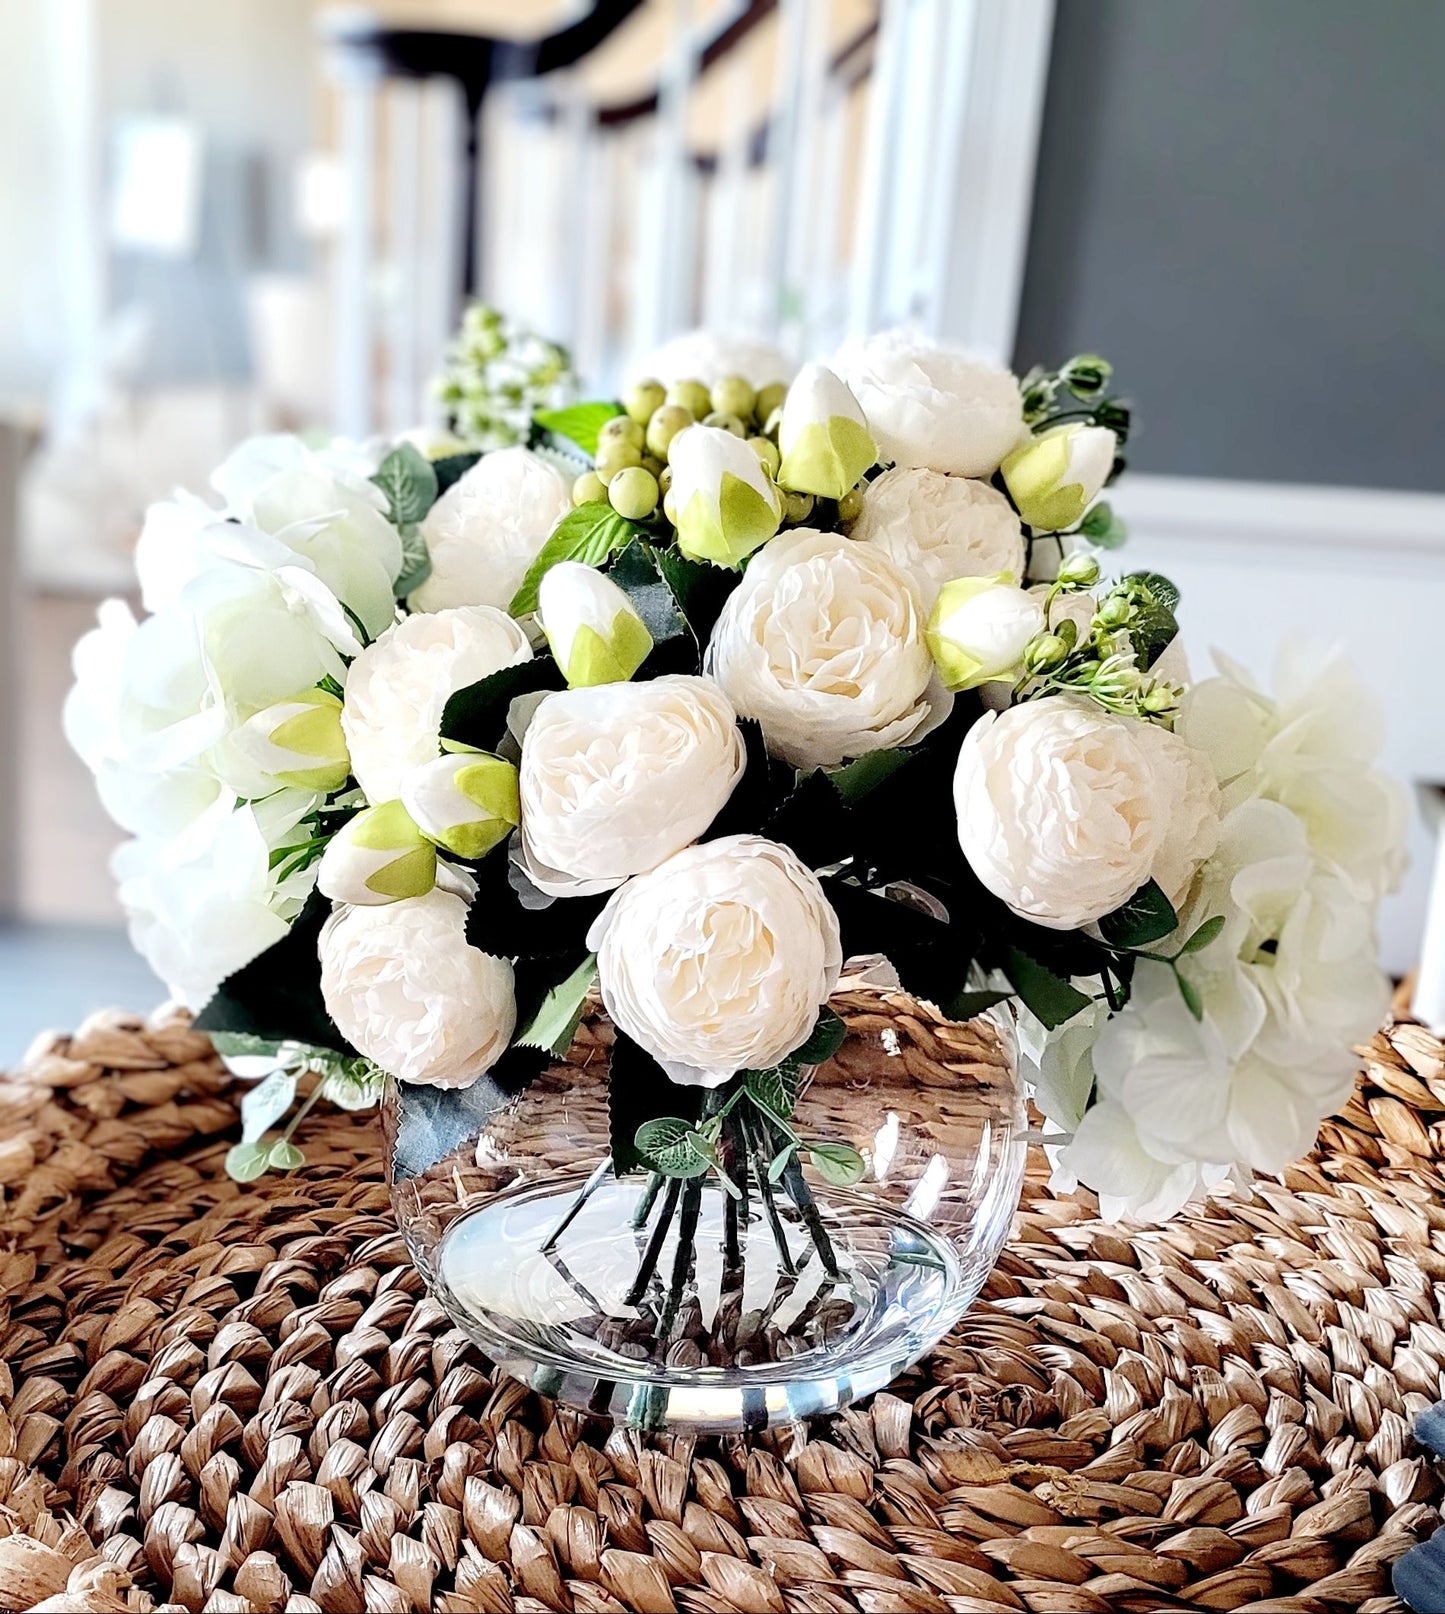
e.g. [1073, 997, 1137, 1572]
[385, 983, 1026, 1433]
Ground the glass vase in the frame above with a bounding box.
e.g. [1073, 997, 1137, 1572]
[384, 985, 1026, 1432]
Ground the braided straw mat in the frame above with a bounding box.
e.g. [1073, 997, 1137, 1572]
[3, 988, 1445, 1614]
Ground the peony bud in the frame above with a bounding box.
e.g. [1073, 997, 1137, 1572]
[1055, 550, 1101, 588]
[400, 751, 519, 859]
[537, 561, 653, 686]
[925, 574, 1046, 691]
[231, 688, 350, 793]
[318, 800, 437, 905]
[776, 363, 877, 501]
[1001, 423, 1117, 532]
[667, 424, 783, 567]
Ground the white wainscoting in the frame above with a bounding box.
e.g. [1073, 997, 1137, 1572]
[1110, 474, 1445, 976]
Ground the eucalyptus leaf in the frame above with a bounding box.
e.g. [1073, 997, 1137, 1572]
[1080, 501, 1127, 548]
[1179, 914, 1226, 956]
[239, 1070, 298, 1145]
[744, 1064, 802, 1120]
[807, 1141, 867, 1188]
[1099, 879, 1178, 950]
[372, 443, 438, 527]
[225, 1142, 271, 1183]
[268, 1139, 305, 1171]
[509, 503, 642, 616]
[792, 1007, 847, 1067]
[534, 400, 624, 456]
[514, 955, 598, 1055]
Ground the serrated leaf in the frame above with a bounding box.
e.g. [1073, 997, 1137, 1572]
[394, 523, 432, 597]
[635, 1117, 711, 1178]
[514, 955, 598, 1056]
[225, 1142, 271, 1183]
[268, 1139, 304, 1170]
[825, 749, 911, 804]
[239, 1070, 298, 1144]
[372, 443, 438, 527]
[652, 543, 737, 644]
[1004, 946, 1092, 1031]
[508, 504, 642, 616]
[1178, 972, 1205, 1021]
[534, 400, 623, 457]
[439, 656, 564, 750]
[944, 987, 1013, 1021]
[1099, 879, 1178, 950]
[608, 540, 689, 646]
[1127, 570, 1179, 611]
[807, 1141, 867, 1188]
[1179, 914, 1226, 956]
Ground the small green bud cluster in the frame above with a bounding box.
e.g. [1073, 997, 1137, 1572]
[435, 303, 575, 451]
[1018, 351, 1130, 464]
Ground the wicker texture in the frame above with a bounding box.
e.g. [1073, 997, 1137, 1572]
[1, 993, 1443, 1614]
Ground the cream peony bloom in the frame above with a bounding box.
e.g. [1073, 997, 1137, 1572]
[954, 698, 1165, 929]
[1131, 723, 1221, 909]
[847, 467, 1024, 604]
[587, 835, 842, 1086]
[409, 446, 571, 613]
[320, 887, 515, 1088]
[519, 676, 745, 896]
[341, 606, 532, 804]
[832, 328, 1025, 478]
[705, 527, 945, 769]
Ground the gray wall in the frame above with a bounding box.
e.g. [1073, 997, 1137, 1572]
[1014, 0, 1445, 492]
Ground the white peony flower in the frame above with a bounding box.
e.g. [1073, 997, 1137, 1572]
[587, 835, 842, 1086]
[629, 329, 794, 390]
[667, 424, 783, 568]
[1131, 723, 1221, 909]
[519, 675, 745, 896]
[705, 527, 945, 769]
[775, 363, 877, 500]
[925, 574, 1044, 692]
[408, 446, 571, 613]
[1177, 643, 1407, 901]
[1001, 423, 1116, 532]
[112, 789, 319, 1010]
[537, 562, 652, 687]
[341, 606, 532, 804]
[954, 698, 1165, 929]
[832, 328, 1025, 478]
[319, 887, 516, 1088]
[847, 466, 1024, 604]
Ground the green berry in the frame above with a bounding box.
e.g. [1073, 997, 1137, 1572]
[782, 491, 814, 524]
[754, 382, 787, 425]
[667, 379, 712, 419]
[624, 378, 666, 425]
[711, 375, 756, 420]
[703, 410, 747, 438]
[658, 464, 673, 496]
[641, 454, 665, 479]
[572, 471, 607, 507]
[595, 439, 643, 485]
[837, 485, 865, 523]
[608, 466, 660, 520]
[748, 436, 781, 477]
[646, 404, 693, 461]
[599, 414, 645, 451]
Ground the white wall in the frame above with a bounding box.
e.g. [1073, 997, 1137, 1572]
[1112, 475, 1445, 974]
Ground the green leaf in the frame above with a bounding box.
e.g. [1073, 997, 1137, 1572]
[439, 657, 564, 750]
[1080, 501, 1127, 548]
[1098, 879, 1178, 950]
[209, 1031, 284, 1061]
[608, 540, 689, 646]
[268, 1139, 304, 1171]
[745, 1064, 803, 1120]
[508, 503, 643, 616]
[767, 1143, 797, 1183]
[372, 443, 438, 527]
[1179, 914, 1226, 956]
[608, 1030, 704, 1175]
[825, 750, 911, 804]
[432, 451, 481, 495]
[943, 987, 1013, 1021]
[634, 1117, 711, 1178]
[534, 400, 623, 457]
[1178, 972, 1205, 1021]
[792, 1006, 847, 1067]
[1130, 597, 1179, 670]
[807, 1141, 867, 1188]
[514, 956, 598, 1056]
[393, 524, 432, 597]
[651, 543, 737, 644]
[225, 1142, 271, 1183]
[1004, 946, 1092, 1031]
[1127, 570, 1180, 612]
[239, 1070, 298, 1144]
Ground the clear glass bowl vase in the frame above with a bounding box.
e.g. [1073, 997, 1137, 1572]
[384, 984, 1026, 1432]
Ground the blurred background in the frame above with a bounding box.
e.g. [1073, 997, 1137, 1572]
[0, 0, 1441, 1055]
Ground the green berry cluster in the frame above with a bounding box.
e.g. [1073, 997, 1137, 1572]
[435, 304, 575, 451]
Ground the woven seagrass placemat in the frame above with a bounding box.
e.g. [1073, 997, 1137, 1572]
[2, 992, 1443, 1614]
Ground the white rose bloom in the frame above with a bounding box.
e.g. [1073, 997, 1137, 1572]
[1178, 644, 1407, 901]
[954, 698, 1165, 929]
[341, 606, 532, 804]
[519, 675, 745, 896]
[1131, 723, 1221, 909]
[847, 467, 1024, 604]
[706, 527, 945, 769]
[320, 887, 516, 1089]
[113, 789, 319, 1010]
[832, 328, 1025, 478]
[409, 446, 571, 613]
[587, 835, 842, 1086]
[629, 329, 794, 390]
